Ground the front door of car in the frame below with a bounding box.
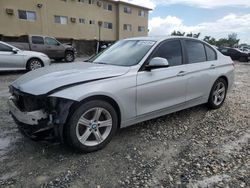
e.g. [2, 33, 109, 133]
[0, 43, 25, 70]
[45, 37, 65, 59]
[136, 39, 187, 116]
[184, 40, 218, 104]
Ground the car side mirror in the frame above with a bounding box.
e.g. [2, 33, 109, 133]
[12, 49, 18, 54]
[145, 57, 169, 71]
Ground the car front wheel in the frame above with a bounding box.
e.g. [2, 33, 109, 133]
[27, 58, 43, 71]
[207, 78, 227, 109]
[65, 51, 75, 62]
[66, 100, 118, 152]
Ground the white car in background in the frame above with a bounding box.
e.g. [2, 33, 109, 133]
[0, 41, 50, 71]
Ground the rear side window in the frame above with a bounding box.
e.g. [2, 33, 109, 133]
[152, 40, 182, 67]
[31, 36, 44, 44]
[205, 45, 216, 61]
[186, 40, 206, 64]
[0, 43, 12, 51]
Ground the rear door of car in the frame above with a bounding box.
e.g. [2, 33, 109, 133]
[184, 39, 218, 106]
[30, 36, 46, 54]
[136, 39, 188, 116]
[0, 43, 25, 70]
[45, 37, 65, 59]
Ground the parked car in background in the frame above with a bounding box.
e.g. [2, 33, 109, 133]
[8, 35, 76, 62]
[0, 41, 50, 71]
[218, 47, 249, 62]
[9, 37, 234, 152]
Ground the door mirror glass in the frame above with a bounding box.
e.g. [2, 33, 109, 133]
[145, 57, 169, 71]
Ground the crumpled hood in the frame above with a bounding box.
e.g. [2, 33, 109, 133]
[11, 62, 130, 96]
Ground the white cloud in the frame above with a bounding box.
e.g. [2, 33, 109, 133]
[148, 14, 250, 44]
[121, 0, 250, 9]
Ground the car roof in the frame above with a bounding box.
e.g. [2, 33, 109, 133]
[124, 36, 202, 42]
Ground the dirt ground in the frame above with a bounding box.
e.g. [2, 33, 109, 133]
[0, 62, 249, 188]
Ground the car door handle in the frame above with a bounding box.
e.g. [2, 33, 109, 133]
[210, 64, 216, 69]
[177, 71, 186, 77]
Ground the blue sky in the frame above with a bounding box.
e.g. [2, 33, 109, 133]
[124, 0, 250, 44]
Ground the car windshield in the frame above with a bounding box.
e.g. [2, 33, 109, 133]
[89, 40, 156, 66]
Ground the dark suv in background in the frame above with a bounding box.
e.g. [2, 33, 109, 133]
[7, 35, 77, 62]
[218, 47, 249, 62]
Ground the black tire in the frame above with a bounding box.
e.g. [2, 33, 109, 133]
[27, 58, 43, 71]
[65, 100, 118, 153]
[239, 56, 248, 62]
[207, 78, 228, 109]
[65, 51, 75, 62]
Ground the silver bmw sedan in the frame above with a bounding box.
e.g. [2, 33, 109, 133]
[8, 36, 234, 152]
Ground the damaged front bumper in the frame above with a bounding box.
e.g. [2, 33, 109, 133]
[8, 92, 74, 142]
[8, 97, 48, 125]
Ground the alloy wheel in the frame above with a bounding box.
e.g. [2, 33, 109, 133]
[76, 107, 113, 147]
[212, 82, 226, 106]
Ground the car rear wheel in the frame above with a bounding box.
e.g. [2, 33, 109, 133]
[27, 58, 43, 71]
[207, 78, 227, 109]
[239, 56, 248, 62]
[66, 100, 118, 152]
[65, 51, 75, 62]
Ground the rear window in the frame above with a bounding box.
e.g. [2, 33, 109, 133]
[31, 36, 44, 44]
[186, 40, 206, 64]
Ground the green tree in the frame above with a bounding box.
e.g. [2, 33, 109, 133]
[171, 30, 185, 36]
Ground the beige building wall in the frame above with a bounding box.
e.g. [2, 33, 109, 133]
[0, 0, 150, 41]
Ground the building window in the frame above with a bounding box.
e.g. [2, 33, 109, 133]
[18, 10, 36, 21]
[138, 10, 145, 17]
[54, 16, 68, 24]
[78, 0, 84, 2]
[79, 18, 86, 24]
[138, 26, 145, 32]
[124, 6, 132, 14]
[89, 20, 95, 25]
[88, 0, 95, 4]
[103, 2, 112, 11]
[123, 24, 132, 31]
[104, 22, 113, 29]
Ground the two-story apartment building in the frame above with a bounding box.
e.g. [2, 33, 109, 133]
[0, 0, 151, 41]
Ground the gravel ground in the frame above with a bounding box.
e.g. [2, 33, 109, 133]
[0, 62, 249, 188]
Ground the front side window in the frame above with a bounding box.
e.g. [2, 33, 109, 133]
[45, 37, 59, 46]
[0, 43, 12, 52]
[31, 36, 44, 44]
[18, 10, 36, 21]
[90, 40, 156, 66]
[151, 40, 183, 67]
[54, 16, 68, 24]
[186, 40, 206, 64]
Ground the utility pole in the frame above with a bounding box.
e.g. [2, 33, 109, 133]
[97, 21, 103, 54]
